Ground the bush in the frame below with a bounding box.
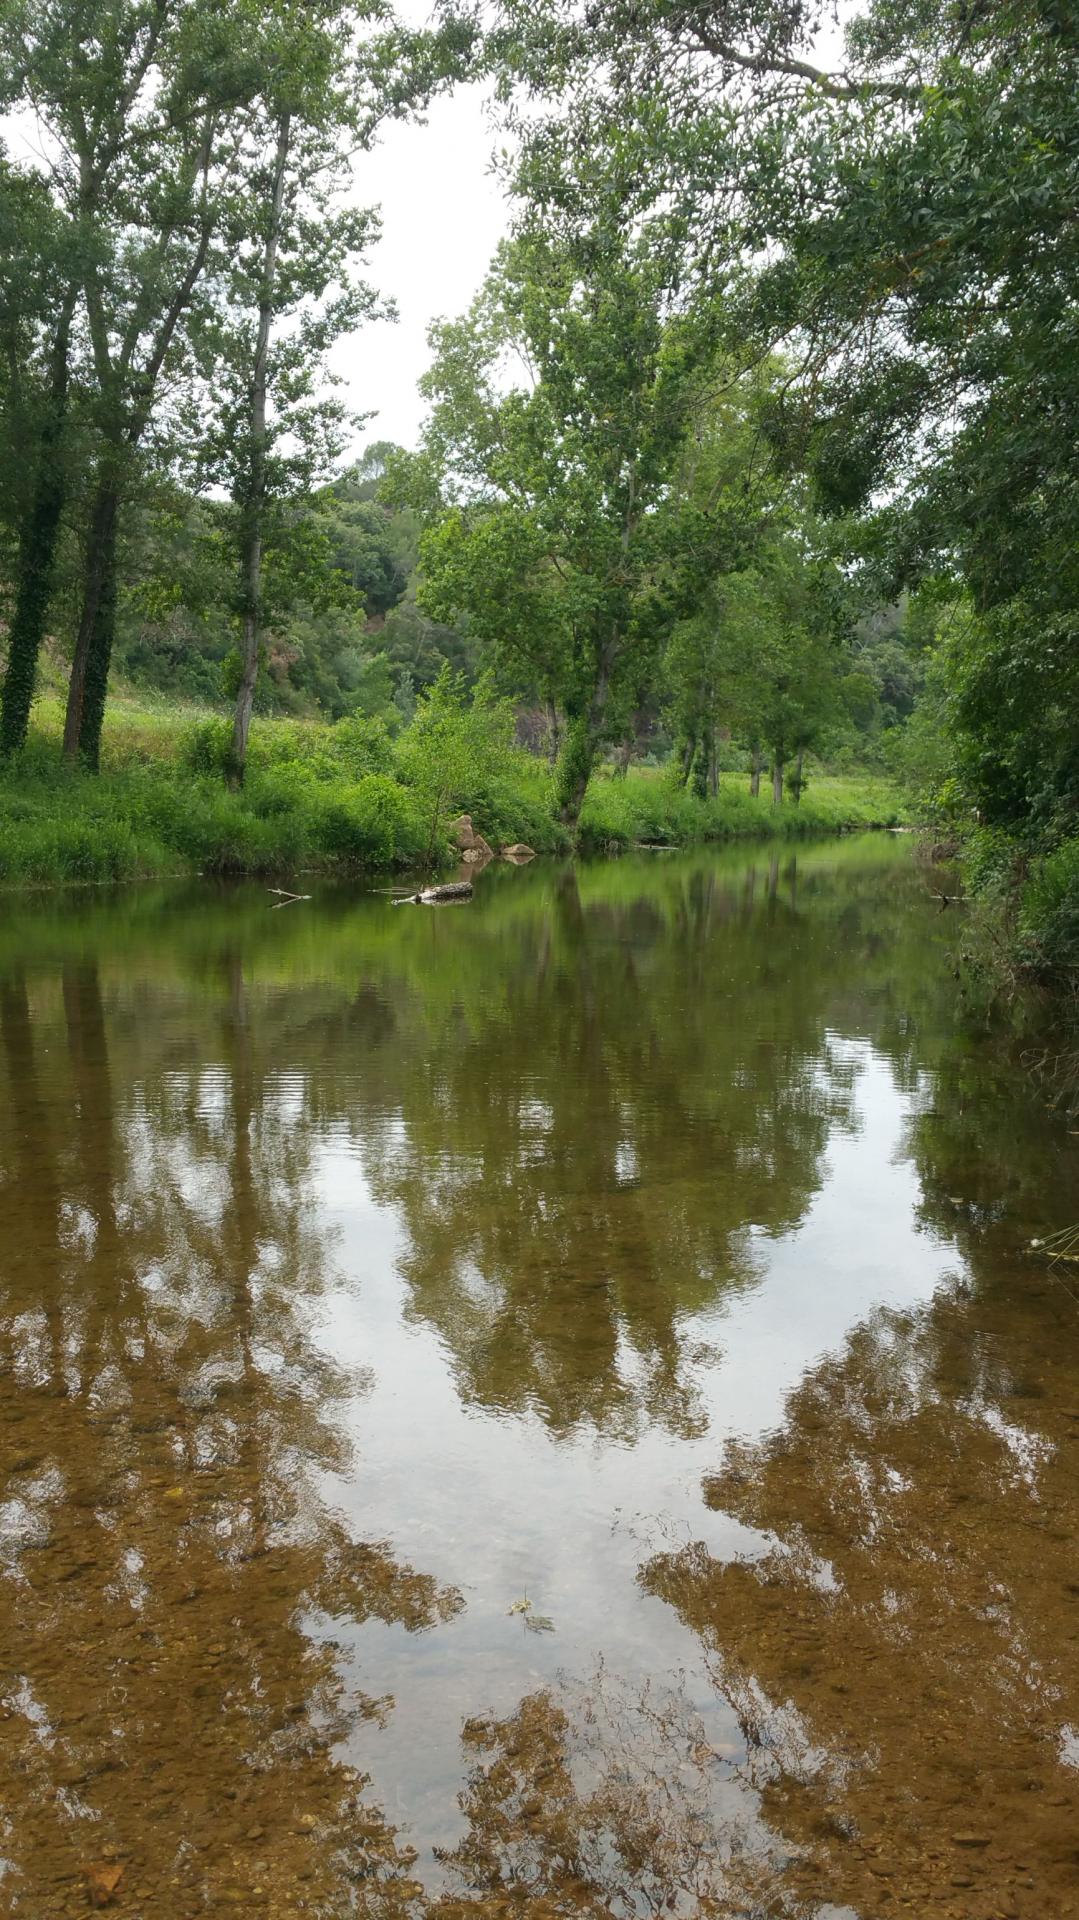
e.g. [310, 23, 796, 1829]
[399, 669, 551, 851]
[0, 692, 904, 890]
[181, 716, 233, 776]
[1019, 836, 1079, 975]
[309, 775, 423, 867]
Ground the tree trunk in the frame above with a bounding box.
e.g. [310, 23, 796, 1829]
[749, 742, 761, 798]
[229, 111, 291, 790]
[792, 747, 805, 804]
[544, 697, 562, 765]
[63, 476, 121, 767]
[0, 292, 76, 757]
[679, 730, 696, 787]
[557, 647, 612, 830]
[557, 714, 599, 828]
[706, 723, 719, 799]
[60, 113, 218, 768]
[772, 757, 784, 806]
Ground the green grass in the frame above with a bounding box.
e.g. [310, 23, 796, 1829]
[578, 766, 906, 851]
[0, 695, 907, 890]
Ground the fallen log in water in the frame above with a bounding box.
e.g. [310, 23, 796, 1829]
[392, 880, 474, 906]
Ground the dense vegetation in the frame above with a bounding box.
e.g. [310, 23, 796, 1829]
[1, 0, 1076, 985]
[0, 686, 901, 886]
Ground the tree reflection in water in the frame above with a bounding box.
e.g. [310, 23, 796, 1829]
[0, 843, 1075, 1918]
[0, 960, 460, 1916]
[644, 1268, 1079, 1920]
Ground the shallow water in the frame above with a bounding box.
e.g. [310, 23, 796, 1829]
[1, 837, 1077, 1919]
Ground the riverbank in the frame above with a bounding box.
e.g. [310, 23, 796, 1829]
[0, 698, 907, 888]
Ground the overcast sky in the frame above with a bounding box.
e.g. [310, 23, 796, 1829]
[338, 78, 511, 455]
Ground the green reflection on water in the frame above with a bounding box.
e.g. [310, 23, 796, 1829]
[0, 837, 1076, 1919]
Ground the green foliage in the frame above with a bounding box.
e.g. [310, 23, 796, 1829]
[405, 155, 754, 825]
[578, 769, 905, 854]
[82, 462, 470, 723]
[1019, 839, 1079, 979]
[0, 694, 902, 890]
[394, 666, 523, 863]
[308, 775, 422, 867]
[486, 0, 1079, 986]
[0, 0, 478, 768]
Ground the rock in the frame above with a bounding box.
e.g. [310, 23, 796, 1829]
[449, 814, 484, 851]
[950, 1832, 990, 1847]
[449, 816, 494, 860]
[500, 843, 536, 861]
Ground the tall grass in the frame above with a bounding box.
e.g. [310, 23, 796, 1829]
[0, 696, 906, 889]
[578, 767, 906, 851]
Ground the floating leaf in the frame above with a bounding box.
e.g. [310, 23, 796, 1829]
[507, 1595, 554, 1631]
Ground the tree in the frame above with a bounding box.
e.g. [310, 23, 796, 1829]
[0, 0, 270, 768]
[0, 0, 477, 771]
[0, 157, 80, 755]
[191, 1, 382, 786]
[490, 0, 1079, 847]
[191, 4, 476, 786]
[402, 142, 749, 827]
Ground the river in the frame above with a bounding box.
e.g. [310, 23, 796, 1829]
[1, 836, 1076, 1918]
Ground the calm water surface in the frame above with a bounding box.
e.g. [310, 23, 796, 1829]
[1, 837, 1077, 1919]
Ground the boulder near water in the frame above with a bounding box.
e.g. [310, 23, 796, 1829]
[450, 814, 494, 861]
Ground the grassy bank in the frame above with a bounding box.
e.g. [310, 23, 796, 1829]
[0, 695, 907, 889]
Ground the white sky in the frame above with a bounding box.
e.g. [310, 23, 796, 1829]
[340, 77, 511, 452]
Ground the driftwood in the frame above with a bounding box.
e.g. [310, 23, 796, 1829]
[392, 880, 474, 906]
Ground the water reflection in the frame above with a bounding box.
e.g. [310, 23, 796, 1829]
[0, 840, 1075, 1916]
[0, 959, 460, 1914]
[644, 1189, 1079, 1916]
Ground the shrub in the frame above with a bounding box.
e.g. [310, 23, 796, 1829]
[395, 668, 518, 863]
[0, 693, 905, 891]
[181, 716, 233, 776]
[310, 774, 423, 867]
[1019, 836, 1079, 975]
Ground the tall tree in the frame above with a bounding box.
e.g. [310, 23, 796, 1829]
[195, 2, 382, 788]
[0, 156, 78, 754]
[190, 3, 474, 785]
[0, 0, 266, 767]
[402, 142, 749, 827]
[490, 0, 1079, 842]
